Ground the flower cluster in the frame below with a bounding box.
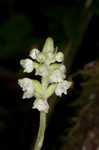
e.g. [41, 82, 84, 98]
[18, 38, 72, 113]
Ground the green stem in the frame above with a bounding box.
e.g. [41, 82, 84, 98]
[34, 112, 46, 150]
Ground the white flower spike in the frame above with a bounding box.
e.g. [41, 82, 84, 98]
[20, 59, 34, 73]
[18, 37, 72, 112]
[32, 99, 49, 113]
[18, 37, 72, 150]
[18, 78, 34, 99]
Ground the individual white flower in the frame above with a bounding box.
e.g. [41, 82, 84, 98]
[49, 65, 66, 83]
[29, 48, 40, 60]
[55, 80, 72, 97]
[20, 59, 34, 73]
[32, 99, 49, 113]
[18, 78, 34, 99]
[56, 52, 64, 62]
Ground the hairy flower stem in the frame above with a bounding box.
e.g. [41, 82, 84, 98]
[34, 112, 46, 150]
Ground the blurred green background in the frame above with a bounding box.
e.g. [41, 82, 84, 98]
[0, 0, 99, 150]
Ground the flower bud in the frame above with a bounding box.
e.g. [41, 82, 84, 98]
[56, 52, 64, 62]
[29, 48, 40, 60]
[42, 37, 54, 53]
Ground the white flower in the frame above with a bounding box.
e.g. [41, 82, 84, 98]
[29, 48, 40, 60]
[55, 80, 72, 97]
[32, 99, 49, 113]
[18, 78, 34, 99]
[49, 65, 66, 83]
[20, 59, 34, 73]
[56, 52, 64, 62]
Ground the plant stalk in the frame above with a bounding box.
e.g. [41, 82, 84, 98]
[34, 112, 46, 150]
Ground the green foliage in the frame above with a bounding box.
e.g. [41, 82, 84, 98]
[62, 6, 85, 46]
[0, 14, 43, 59]
[42, 4, 85, 46]
[92, 0, 99, 15]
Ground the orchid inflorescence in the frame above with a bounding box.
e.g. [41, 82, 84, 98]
[18, 37, 72, 113]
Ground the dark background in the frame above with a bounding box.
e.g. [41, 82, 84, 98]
[0, 1, 99, 150]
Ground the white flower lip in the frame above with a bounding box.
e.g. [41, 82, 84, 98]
[18, 78, 34, 99]
[20, 58, 34, 73]
[55, 80, 72, 97]
[32, 99, 49, 113]
[29, 48, 40, 60]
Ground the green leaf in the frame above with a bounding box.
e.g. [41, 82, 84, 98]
[62, 6, 85, 46]
[46, 84, 57, 98]
[0, 14, 43, 59]
[41, 4, 85, 46]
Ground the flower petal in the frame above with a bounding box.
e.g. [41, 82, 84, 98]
[29, 48, 40, 60]
[55, 80, 72, 97]
[18, 78, 34, 99]
[32, 99, 49, 113]
[20, 59, 33, 73]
